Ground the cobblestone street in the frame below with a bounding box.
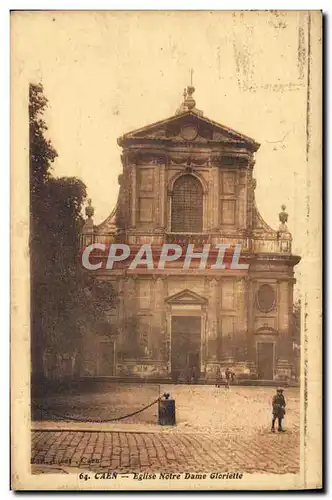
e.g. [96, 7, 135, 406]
[32, 428, 299, 475]
[31, 384, 300, 475]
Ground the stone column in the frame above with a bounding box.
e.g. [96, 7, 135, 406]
[278, 280, 290, 332]
[165, 302, 172, 375]
[207, 168, 213, 231]
[116, 277, 125, 369]
[234, 277, 250, 374]
[202, 190, 208, 233]
[247, 171, 255, 248]
[151, 277, 166, 361]
[238, 169, 247, 230]
[247, 278, 257, 376]
[211, 166, 220, 230]
[166, 185, 172, 233]
[276, 279, 293, 380]
[153, 164, 160, 229]
[201, 305, 208, 373]
[236, 277, 248, 328]
[159, 163, 166, 229]
[205, 277, 219, 364]
[122, 276, 136, 358]
[288, 278, 297, 379]
[130, 164, 137, 228]
[236, 276, 248, 334]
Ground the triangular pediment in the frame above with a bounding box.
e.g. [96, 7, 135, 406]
[118, 111, 259, 151]
[166, 288, 207, 305]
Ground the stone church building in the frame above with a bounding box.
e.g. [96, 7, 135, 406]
[81, 85, 300, 382]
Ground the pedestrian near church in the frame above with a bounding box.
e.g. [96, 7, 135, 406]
[185, 362, 191, 384]
[225, 367, 231, 389]
[271, 388, 286, 432]
[191, 364, 199, 384]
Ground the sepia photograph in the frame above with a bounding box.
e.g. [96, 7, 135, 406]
[10, 10, 322, 490]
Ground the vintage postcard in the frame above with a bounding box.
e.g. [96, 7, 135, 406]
[11, 10, 322, 491]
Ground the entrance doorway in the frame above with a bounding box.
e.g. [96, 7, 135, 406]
[257, 342, 274, 380]
[171, 316, 201, 382]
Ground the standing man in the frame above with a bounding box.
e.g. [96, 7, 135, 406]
[185, 361, 191, 385]
[225, 367, 231, 389]
[271, 388, 286, 432]
[191, 364, 199, 384]
[215, 366, 222, 388]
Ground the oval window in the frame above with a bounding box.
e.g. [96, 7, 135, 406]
[256, 284, 276, 313]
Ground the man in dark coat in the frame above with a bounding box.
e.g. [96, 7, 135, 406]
[215, 366, 222, 388]
[191, 364, 199, 384]
[271, 388, 286, 432]
[225, 367, 231, 389]
[184, 362, 191, 385]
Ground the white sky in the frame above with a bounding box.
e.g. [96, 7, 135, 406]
[11, 10, 318, 295]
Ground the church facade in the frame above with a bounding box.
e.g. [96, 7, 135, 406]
[81, 86, 301, 382]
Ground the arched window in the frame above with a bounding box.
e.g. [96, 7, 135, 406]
[171, 175, 203, 232]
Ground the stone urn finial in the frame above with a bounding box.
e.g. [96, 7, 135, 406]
[184, 69, 196, 110]
[175, 70, 204, 116]
[279, 204, 288, 225]
[85, 198, 95, 219]
[185, 85, 196, 110]
[278, 204, 290, 234]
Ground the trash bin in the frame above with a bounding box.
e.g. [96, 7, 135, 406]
[158, 394, 176, 426]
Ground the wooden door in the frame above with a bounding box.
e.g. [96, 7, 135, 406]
[257, 342, 274, 380]
[171, 316, 201, 380]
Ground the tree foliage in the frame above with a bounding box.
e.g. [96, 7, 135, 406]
[29, 83, 117, 378]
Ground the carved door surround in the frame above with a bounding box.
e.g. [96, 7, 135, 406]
[165, 289, 208, 373]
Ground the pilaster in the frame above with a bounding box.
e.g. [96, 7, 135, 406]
[247, 278, 257, 375]
[275, 279, 293, 380]
[238, 169, 247, 230]
[115, 277, 125, 361]
[211, 166, 220, 230]
[159, 163, 166, 229]
[204, 277, 219, 362]
[130, 164, 137, 228]
[151, 276, 166, 360]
